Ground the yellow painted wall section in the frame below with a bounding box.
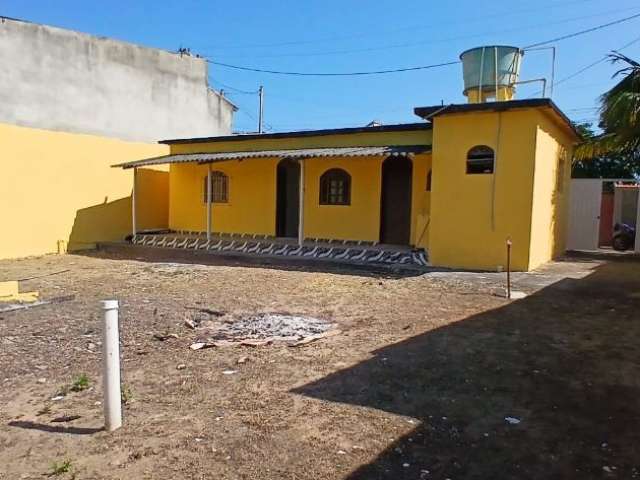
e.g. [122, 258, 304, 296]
[304, 153, 432, 245]
[168, 153, 434, 245]
[169, 160, 278, 235]
[68, 168, 169, 251]
[169, 129, 432, 154]
[168, 128, 433, 244]
[0, 122, 168, 259]
[304, 156, 382, 241]
[411, 154, 432, 249]
[528, 112, 575, 270]
[428, 110, 539, 271]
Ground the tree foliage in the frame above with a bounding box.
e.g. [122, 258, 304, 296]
[572, 122, 640, 178]
[575, 53, 640, 162]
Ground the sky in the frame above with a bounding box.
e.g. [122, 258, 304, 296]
[3, 0, 640, 133]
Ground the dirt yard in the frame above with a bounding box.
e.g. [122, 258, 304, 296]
[0, 252, 639, 479]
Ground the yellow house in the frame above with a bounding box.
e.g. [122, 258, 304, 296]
[115, 98, 580, 271]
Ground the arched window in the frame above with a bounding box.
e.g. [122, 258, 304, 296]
[466, 146, 495, 174]
[426, 170, 432, 191]
[203, 171, 229, 203]
[319, 168, 351, 205]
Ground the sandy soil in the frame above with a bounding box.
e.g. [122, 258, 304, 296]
[0, 252, 638, 479]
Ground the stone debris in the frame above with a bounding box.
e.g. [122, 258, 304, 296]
[51, 414, 81, 423]
[0, 294, 74, 313]
[153, 332, 179, 341]
[508, 290, 528, 300]
[190, 313, 339, 349]
[505, 416, 521, 425]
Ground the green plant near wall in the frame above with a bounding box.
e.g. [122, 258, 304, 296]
[575, 53, 640, 165]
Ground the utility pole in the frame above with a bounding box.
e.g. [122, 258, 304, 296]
[258, 85, 264, 134]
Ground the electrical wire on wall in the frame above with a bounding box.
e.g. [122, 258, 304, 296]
[492, 112, 503, 232]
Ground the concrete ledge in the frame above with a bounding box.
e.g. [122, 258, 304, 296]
[94, 242, 429, 277]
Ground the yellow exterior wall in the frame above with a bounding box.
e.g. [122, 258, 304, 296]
[304, 156, 382, 242]
[68, 168, 169, 251]
[169, 160, 278, 235]
[169, 153, 433, 245]
[0, 122, 168, 259]
[168, 129, 433, 244]
[428, 110, 539, 271]
[411, 154, 432, 249]
[165, 111, 574, 271]
[528, 111, 574, 269]
[305, 153, 432, 244]
[428, 107, 577, 271]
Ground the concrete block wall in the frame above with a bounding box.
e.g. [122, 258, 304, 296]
[0, 17, 235, 142]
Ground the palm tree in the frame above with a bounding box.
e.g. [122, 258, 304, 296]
[575, 53, 640, 160]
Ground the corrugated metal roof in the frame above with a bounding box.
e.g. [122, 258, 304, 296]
[159, 122, 431, 144]
[112, 145, 431, 169]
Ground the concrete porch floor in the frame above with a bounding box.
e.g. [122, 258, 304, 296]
[105, 231, 429, 271]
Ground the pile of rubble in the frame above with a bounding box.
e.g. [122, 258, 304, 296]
[189, 312, 339, 349]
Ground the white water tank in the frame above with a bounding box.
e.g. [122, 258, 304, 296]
[460, 46, 523, 103]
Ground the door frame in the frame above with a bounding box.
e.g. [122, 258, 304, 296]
[379, 155, 413, 245]
[275, 159, 300, 238]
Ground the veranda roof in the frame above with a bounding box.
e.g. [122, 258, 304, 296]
[112, 145, 430, 169]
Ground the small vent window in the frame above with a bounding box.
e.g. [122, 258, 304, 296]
[466, 146, 495, 174]
[203, 171, 229, 203]
[320, 168, 351, 205]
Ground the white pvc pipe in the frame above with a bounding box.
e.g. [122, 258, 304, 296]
[102, 300, 122, 432]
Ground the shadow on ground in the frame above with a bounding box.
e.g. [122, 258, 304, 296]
[8, 420, 103, 435]
[293, 261, 640, 479]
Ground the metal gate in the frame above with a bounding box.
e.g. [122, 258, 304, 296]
[567, 179, 602, 251]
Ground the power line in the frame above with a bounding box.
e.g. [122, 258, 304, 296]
[526, 33, 640, 97]
[566, 106, 600, 112]
[210, 79, 258, 95]
[203, 7, 640, 60]
[231, 97, 275, 132]
[207, 12, 640, 77]
[207, 59, 460, 77]
[194, 0, 602, 52]
[524, 12, 640, 49]
[554, 34, 640, 88]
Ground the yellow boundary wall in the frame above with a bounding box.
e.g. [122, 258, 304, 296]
[0, 122, 168, 259]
